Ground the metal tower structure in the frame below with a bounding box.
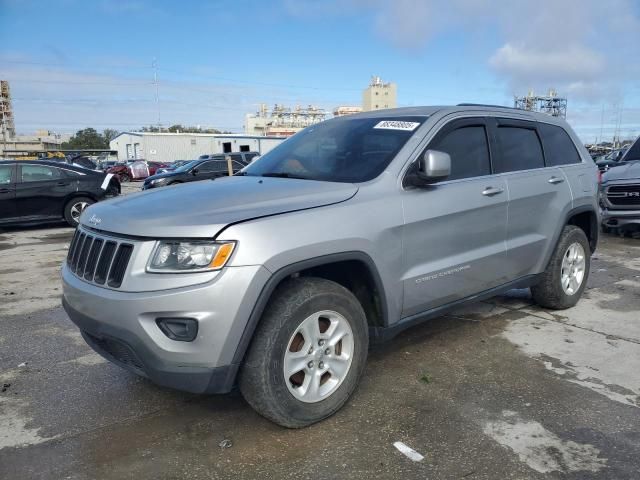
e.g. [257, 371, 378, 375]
[1, 81, 16, 149]
[514, 89, 567, 118]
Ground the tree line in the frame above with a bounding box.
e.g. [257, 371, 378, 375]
[61, 125, 231, 149]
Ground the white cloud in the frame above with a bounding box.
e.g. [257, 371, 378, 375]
[489, 43, 605, 88]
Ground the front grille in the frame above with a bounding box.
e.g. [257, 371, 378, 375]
[607, 184, 640, 206]
[67, 229, 134, 288]
[84, 332, 145, 372]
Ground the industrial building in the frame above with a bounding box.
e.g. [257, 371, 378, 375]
[362, 76, 397, 111]
[1, 80, 17, 156]
[514, 89, 567, 118]
[245, 104, 327, 137]
[109, 132, 286, 163]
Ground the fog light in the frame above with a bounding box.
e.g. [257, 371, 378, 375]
[156, 318, 198, 342]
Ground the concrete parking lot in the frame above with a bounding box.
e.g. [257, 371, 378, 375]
[1, 187, 639, 479]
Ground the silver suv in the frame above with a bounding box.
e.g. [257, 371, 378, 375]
[62, 105, 599, 427]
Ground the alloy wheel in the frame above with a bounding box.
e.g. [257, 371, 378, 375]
[283, 310, 354, 403]
[561, 242, 586, 295]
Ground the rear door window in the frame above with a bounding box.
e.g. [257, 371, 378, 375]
[21, 164, 64, 182]
[538, 123, 582, 166]
[494, 125, 545, 173]
[428, 124, 491, 180]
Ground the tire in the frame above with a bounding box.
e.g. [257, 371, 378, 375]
[531, 225, 591, 309]
[63, 196, 94, 227]
[119, 173, 131, 183]
[239, 277, 369, 428]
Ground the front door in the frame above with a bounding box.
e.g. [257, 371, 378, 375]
[0, 163, 17, 221]
[401, 118, 509, 317]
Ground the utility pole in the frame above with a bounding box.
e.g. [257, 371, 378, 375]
[152, 58, 160, 132]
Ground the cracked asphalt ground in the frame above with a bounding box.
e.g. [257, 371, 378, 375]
[1, 209, 639, 478]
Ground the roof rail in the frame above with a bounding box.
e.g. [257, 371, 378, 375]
[457, 103, 522, 110]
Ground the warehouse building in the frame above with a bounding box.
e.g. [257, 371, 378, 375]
[109, 132, 286, 163]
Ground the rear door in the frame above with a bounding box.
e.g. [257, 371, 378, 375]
[15, 163, 75, 219]
[401, 117, 509, 316]
[0, 163, 17, 221]
[490, 118, 573, 278]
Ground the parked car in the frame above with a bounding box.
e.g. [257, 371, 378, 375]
[142, 154, 246, 189]
[62, 105, 598, 428]
[68, 155, 98, 170]
[197, 152, 259, 164]
[600, 136, 640, 234]
[98, 160, 118, 172]
[107, 160, 170, 182]
[155, 160, 191, 175]
[0, 160, 120, 227]
[595, 148, 629, 172]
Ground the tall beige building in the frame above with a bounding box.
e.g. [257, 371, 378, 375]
[362, 76, 397, 111]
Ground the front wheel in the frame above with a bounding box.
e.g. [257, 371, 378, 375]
[64, 197, 94, 227]
[531, 225, 591, 309]
[239, 277, 369, 428]
[119, 172, 131, 183]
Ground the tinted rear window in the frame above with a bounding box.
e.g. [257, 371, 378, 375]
[429, 126, 491, 180]
[495, 126, 544, 173]
[538, 123, 581, 166]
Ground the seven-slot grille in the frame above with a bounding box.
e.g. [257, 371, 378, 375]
[607, 184, 640, 207]
[67, 229, 133, 288]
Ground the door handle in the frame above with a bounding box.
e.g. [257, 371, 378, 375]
[57, 181, 71, 186]
[548, 176, 565, 184]
[0, 188, 12, 194]
[482, 187, 504, 196]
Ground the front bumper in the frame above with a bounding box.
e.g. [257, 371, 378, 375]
[601, 208, 640, 229]
[62, 263, 270, 394]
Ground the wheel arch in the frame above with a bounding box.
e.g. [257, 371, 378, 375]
[61, 192, 99, 216]
[230, 252, 389, 367]
[565, 206, 598, 253]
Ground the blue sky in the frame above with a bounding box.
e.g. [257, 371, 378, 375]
[1, 0, 639, 142]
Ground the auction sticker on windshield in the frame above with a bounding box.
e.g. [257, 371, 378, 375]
[373, 120, 421, 131]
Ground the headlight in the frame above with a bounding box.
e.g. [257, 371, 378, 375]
[151, 177, 168, 184]
[147, 241, 235, 273]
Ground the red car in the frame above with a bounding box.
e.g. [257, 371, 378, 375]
[107, 160, 170, 182]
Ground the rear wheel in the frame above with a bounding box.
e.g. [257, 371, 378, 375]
[64, 196, 94, 227]
[119, 172, 131, 182]
[239, 277, 368, 428]
[531, 225, 590, 309]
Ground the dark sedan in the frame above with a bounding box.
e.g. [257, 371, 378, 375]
[142, 154, 248, 190]
[0, 160, 120, 227]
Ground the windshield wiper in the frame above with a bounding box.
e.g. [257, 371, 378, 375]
[260, 172, 312, 180]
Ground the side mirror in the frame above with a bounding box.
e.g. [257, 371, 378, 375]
[191, 168, 198, 176]
[417, 150, 451, 182]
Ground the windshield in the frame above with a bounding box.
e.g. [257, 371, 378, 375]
[243, 116, 427, 183]
[175, 160, 200, 172]
[623, 138, 640, 162]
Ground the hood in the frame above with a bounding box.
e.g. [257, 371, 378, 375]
[81, 176, 358, 237]
[602, 160, 640, 183]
